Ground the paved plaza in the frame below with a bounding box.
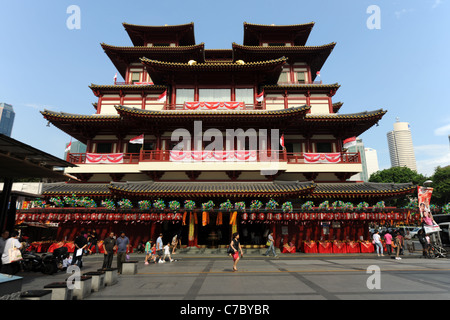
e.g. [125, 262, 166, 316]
[18, 249, 450, 301]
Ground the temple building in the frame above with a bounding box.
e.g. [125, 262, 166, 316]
[17, 22, 416, 251]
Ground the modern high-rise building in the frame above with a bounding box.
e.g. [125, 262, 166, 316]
[387, 119, 417, 171]
[347, 138, 379, 182]
[0, 103, 15, 137]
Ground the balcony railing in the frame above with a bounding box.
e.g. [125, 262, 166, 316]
[164, 103, 264, 111]
[286, 152, 361, 164]
[68, 151, 360, 165]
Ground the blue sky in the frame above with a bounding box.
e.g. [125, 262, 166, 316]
[1, 0, 449, 177]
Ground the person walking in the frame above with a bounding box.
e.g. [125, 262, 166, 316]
[384, 232, 393, 255]
[230, 232, 243, 272]
[88, 229, 99, 254]
[372, 230, 384, 257]
[144, 239, 153, 265]
[1, 231, 22, 275]
[171, 234, 178, 254]
[156, 233, 164, 263]
[417, 229, 428, 258]
[262, 232, 278, 258]
[72, 231, 88, 268]
[102, 232, 116, 269]
[394, 232, 402, 260]
[163, 242, 174, 262]
[115, 231, 130, 274]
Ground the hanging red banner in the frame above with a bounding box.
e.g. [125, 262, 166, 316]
[304, 153, 341, 163]
[184, 101, 245, 110]
[86, 153, 124, 164]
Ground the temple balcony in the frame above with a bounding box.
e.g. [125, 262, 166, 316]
[65, 151, 361, 177]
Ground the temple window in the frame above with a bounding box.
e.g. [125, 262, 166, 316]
[96, 142, 113, 153]
[297, 72, 306, 84]
[127, 141, 155, 153]
[278, 71, 289, 83]
[175, 88, 195, 104]
[235, 88, 254, 104]
[130, 72, 140, 83]
[316, 142, 332, 153]
[198, 88, 231, 101]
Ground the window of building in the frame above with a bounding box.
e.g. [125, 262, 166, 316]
[278, 72, 289, 83]
[127, 142, 155, 153]
[316, 142, 332, 153]
[176, 89, 195, 104]
[131, 72, 140, 83]
[199, 88, 231, 101]
[96, 142, 113, 153]
[297, 72, 306, 84]
[235, 88, 254, 104]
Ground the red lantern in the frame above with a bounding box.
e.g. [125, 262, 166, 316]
[293, 213, 299, 220]
[359, 213, 366, 220]
[150, 213, 157, 221]
[283, 213, 291, 220]
[266, 213, 273, 221]
[159, 213, 165, 221]
[274, 213, 282, 221]
[242, 213, 248, 220]
[167, 213, 173, 220]
[174, 213, 182, 220]
[258, 213, 265, 221]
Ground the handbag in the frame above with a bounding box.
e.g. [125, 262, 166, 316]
[226, 246, 233, 254]
[9, 247, 23, 263]
[266, 240, 271, 247]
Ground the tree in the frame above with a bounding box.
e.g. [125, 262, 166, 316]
[431, 166, 450, 205]
[369, 166, 428, 185]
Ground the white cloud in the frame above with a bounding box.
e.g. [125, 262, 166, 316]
[434, 123, 450, 136]
[432, 0, 443, 9]
[415, 144, 450, 176]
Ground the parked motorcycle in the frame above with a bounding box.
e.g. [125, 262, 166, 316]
[20, 246, 59, 275]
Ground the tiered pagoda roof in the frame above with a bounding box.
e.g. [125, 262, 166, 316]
[101, 43, 206, 78]
[243, 22, 315, 46]
[140, 56, 288, 85]
[123, 22, 196, 46]
[41, 106, 386, 140]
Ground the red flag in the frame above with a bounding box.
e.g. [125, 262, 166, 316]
[256, 91, 264, 102]
[65, 141, 72, 152]
[129, 134, 144, 144]
[280, 134, 285, 148]
[343, 137, 357, 149]
[158, 90, 167, 102]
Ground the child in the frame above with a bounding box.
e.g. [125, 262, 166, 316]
[144, 240, 152, 265]
[151, 244, 157, 263]
[163, 243, 174, 262]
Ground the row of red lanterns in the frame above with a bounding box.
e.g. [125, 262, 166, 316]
[17, 213, 184, 222]
[17, 212, 412, 223]
[241, 212, 410, 221]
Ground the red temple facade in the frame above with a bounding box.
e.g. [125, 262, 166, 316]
[17, 22, 417, 253]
